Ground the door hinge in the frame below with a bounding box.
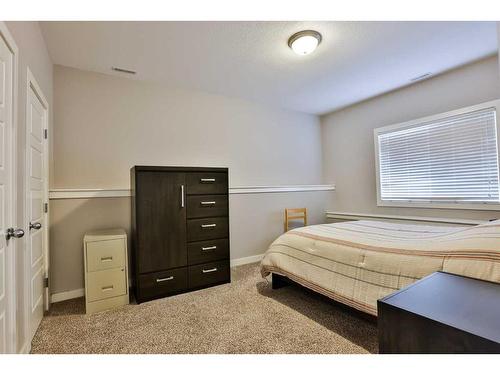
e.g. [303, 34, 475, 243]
[44, 202, 48, 213]
[44, 129, 48, 139]
[43, 277, 49, 288]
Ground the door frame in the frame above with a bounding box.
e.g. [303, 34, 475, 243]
[24, 67, 49, 349]
[0, 21, 19, 354]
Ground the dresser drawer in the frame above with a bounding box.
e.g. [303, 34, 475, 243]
[188, 260, 230, 289]
[86, 239, 126, 272]
[87, 268, 127, 302]
[138, 268, 188, 302]
[187, 194, 228, 219]
[186, 172, 228, 195]
[187, 217, 229, 242]
[187, 238, 229, 265]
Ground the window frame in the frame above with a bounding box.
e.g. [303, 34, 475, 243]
[374, 99, 500, 211]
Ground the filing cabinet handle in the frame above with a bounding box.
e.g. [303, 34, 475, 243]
[200, 201, 216, 206]
[200, 178, 216, 183]
[201, 224, 216, 229]
[101, 285, 114, 291]
[101, 256, 113, 262]
[180, 185, 185, 208]
[201, 246, 217, 251]
[202, 268, 218, 274]
[156, 276, 174, 283]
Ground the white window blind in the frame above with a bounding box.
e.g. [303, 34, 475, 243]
[376, 107, 499, 206]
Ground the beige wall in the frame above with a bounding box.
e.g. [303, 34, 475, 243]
[498, 23, 500, 76]
[53, 65, 322, 188]
[321, 55, 500, 222]
[51, 65, 327, 294]
[4, 21, 53, 353]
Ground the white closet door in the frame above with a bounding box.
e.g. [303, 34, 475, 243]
[26, 84, 47, 340]
[0, 29, 15, 354]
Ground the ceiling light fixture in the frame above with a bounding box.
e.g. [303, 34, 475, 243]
[288, 30, 322, 56]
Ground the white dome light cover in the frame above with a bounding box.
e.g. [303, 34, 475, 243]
[288, 30, 322, 55]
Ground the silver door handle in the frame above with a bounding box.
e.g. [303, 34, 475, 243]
[180, 185, 185, 208]
[202, 268, 218, 273]
[6, 228, 25, 240]
[201, 224, 216, 229]
[200, 201, 216, 206]
[202, 246, 217, 251]
[29, 222, 42, 230]
[200, 178, 215, 183]
[156, 276, 174, 282]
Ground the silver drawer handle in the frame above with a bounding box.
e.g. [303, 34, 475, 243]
[101, 256, 113, 262]
[101, 285, 114, 291]
[202, 246, 217, 251]
[180, 185, 185, 208]
[200, 178, 215, 183]
[201, 224, 216, 229]
[202, 268, 218, 274]
[201, 201, 216, 206]
[156, 276, 174, 283]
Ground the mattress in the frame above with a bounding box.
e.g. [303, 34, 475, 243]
[260, 220, 500, 316]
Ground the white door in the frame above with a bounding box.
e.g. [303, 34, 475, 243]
[26, 78, 48, 340]
[0, 30, 18, 354]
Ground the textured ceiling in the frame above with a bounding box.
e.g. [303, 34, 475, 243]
[40, 21, 498, 115]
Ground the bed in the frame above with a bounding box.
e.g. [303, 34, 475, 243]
[260, 220, 500, 316]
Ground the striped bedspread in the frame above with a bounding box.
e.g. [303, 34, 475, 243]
[260, 220, 500, 316]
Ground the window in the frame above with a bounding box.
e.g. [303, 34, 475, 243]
[374, 101, 500, 210]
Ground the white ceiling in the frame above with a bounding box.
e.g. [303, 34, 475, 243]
[40, 21, 498, 115]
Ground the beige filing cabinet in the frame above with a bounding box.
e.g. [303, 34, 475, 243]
[83, 229, 129, 314]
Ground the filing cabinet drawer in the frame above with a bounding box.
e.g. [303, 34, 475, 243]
[138, 267, 188, 301]
[87, 268, 127, 302]
[86, 238, 126, 272]
[187, 194, 228, 219]
[188, 260, 230, 289]
[186, 172, 228, 195]
[187, 238, 229, 265]
[187, 217, 229, 242]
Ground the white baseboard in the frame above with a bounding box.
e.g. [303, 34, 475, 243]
[50, 255, 265, 303]
[230, 253, 265, 267]
[51, 288, 85, 303]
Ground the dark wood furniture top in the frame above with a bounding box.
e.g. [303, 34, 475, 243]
[378, 271, 500, 353]
[132, 166, 228, 173]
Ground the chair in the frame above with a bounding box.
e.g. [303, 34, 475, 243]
[284, 208, 307, 232]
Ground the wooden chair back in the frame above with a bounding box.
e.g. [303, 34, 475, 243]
[284, 208, 307, 232]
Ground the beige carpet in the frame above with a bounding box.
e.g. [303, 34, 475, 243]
[31, 262, 378, 354]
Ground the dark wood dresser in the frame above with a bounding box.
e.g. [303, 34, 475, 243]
[378, 272, 500, 354]
[131, 166, 230, 303]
